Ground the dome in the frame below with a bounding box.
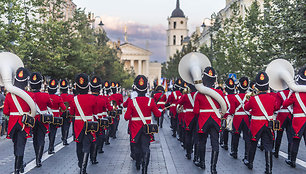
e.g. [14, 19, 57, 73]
[171, 8, 185, 18]
[171, 0, 185, 18]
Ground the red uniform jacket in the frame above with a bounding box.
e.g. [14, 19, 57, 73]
[166, 91, 182, 118]
[4, 92, 33, 139]
[177, 92, 197, 130]
[230, 93, 250, 133]
[193, 89, 225, 133]
[123, 98, 132, 108]
[49, 94, 66, 118]
[223, 93, 237, 118]
[283, 92, 306, 138]
[30, 91, 52, 132]
[275, 90, 292, 129]
[124, 96, 161, 143]
[245, 93, 280, 140]
[109, 93, 123, 106]
[70, 94, 97, 142]
[153, 92, 167, 109]
[94, 95, 112, 119]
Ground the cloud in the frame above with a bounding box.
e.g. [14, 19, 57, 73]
[95, 15, 167, 62]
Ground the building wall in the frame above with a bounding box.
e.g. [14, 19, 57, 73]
[197, 0, 264, 48]
[148, 62, 162, 88]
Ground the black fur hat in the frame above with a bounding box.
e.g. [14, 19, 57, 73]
[48, 78, 58, 94]
[202, 67, 216, 87]
[133, 75, 148, 92]
[297, 66, 306, 85]
[255, 71, 269, 91]
[29, 72, 43, 90]
[14, 67, 30, 89]
[237, 77, 249, 92]
[90, 76, 102, 93]
[75, 73, 89, 94]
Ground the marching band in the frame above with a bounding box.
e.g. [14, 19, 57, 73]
[1, 52, 305, 174]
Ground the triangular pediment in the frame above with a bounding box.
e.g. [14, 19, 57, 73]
[120, 43, 152, 56]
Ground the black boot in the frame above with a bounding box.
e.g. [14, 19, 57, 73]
[286, 152, 297, 168]
[273, 132, 282, 158]
[211, 151, 218, 174]
[195, 146, 205, 169]
[48, 136, 55, 154]
[245, 143, 256, 170]
[99, 140, 104, 153]
[265, 151, 273, 174]
[105, 135, 110, 145]
[90, 144, 99, 164]
[19, 156, 26, 173]
[14, 156, 21, 174]
[135, 153, 141, 170]
[193, 144, 198, 163]
[142, 152, 150, 174]
[80, 153, 89, 174]
[230, 134, 239, 159]
[36, 146, 44, 167]
[63, 130, 69, 145]
[287, 143, 292, 162]
[242, 141, 250, 164]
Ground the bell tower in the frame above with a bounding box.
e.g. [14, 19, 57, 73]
[166, 0, 189, 62]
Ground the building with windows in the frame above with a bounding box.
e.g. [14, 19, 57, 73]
[166, 0, 189, 62]
[197, 0, 264, 48]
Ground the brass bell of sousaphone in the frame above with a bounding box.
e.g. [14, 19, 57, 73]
[266, 59, 306, 92]
[0, 52, 36, 117]
[178, 52, 227, 114]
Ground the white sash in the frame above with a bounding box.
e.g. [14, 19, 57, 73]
[225, 96, 230, 114]
[11, 94, 25, 115]
[235, 94, 249, 115]
[254, 95, 272, 121]
[132, 98, 152, 125]
[173, 91, 177, 100]
[74, 96, 87, 121]
[206, 96, 221, 119]
[295, 92, 306, 115]
[187, 93, 194, 108]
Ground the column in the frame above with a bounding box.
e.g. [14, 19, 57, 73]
[130, 60, 134, 71]
[138, 60, 142, 75]
[146, 60, 149, 77]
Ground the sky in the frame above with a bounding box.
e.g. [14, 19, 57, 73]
[73, 0, 225, 62]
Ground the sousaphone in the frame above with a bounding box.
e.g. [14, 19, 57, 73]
[266, 59, 306, 92]
[178, 52, 227, 114]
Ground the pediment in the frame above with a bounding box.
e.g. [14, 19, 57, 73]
[120, 43, 152, 56]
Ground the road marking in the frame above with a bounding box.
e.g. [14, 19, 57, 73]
[279, 151, 306, 168]
[19, 136, 74, 174]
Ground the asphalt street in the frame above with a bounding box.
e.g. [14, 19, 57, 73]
[0, 114, 305, 174]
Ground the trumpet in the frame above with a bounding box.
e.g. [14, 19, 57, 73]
[182, 86, 190, 94]
[245, 87, 258, 101]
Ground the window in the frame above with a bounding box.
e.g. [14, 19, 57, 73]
[174, 22, 177, 29]
[181, 35, 184, 45]
[180, 21, 184, 24]
[173, 35, 176, 45]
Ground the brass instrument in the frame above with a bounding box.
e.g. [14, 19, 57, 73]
[178, 52, 227, 114]
[182, 86, 190, 94]
[245, 87, 258, 101]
